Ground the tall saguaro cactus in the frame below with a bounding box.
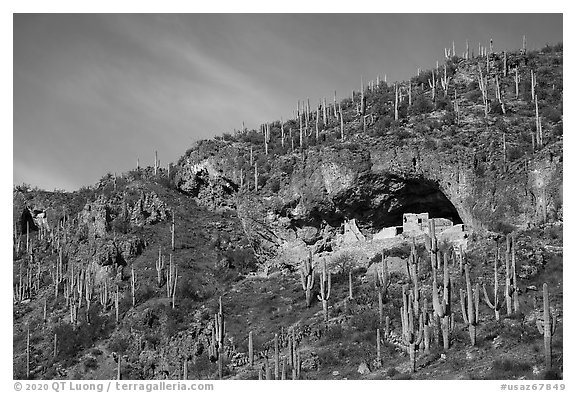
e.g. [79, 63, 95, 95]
[155, 248, 164, 287]
[504, 235, 519, 315]
[171, 212, 175, 251]
[274, 333, 280, 379]
[300, 251, 315, 307]
[212, 296, 225, 379]
[536, 283, 558, 369]
[406, 240, 421, 316]
[317, 259, 331, 323]
[131, 266, 136, 307]
[460, 263, 480, 346]
[482, 246, 503, 321]
[482, 247, 503, 321]
[339, 103, 344, 140]
[166, 255, 178, 308]
[248, 331, 254, 366]
[401, 285, 423, 372]
[375, 253, 390, 324]
[431, 251, 453, 350]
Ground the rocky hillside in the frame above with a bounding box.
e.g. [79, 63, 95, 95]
[13, 44, 563, 380]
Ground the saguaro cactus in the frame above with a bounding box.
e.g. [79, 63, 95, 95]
[460, 263, 480, 346]
[515, 67, 520, 99]
[536, 283, 558, 369]
[504, 235, 519, 315]
[274, 333, 280, 380]
[248, 330, 254, 366]
[406, 240, 421, 316]
[431, 251, 453, 350]
[300, 251, 315, 307]
[317, 258, 331, 323]
[339, 103, 344, 140]
[171, 212, 175, 251]
[154, 150, 158, 176]
[254, 162, 258, 192]
[478, 65, 489, 118]
[376, 328, 382, 368]
[26, 325, 30, 378]
[131, 266, 136, 307]
[428, 70, 436, 101]
[426, 219, 439, 270]
[348, 269, 354, 300]
[166, 255, 178, 308]
[394, 83, 399, 120]
[482, 247, 503, 321]
[155, 248, 164, 287]
[360, 76, 365, 115]
[115, 285, 119, 324]
[421, 298, 432, 355]
[375, 253, 390, 323]
[401, 285, 423, 373]
[212, 297, 225, 379]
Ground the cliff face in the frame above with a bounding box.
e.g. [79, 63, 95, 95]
[169, 49, 563, 265]
[172, 136, 562, 264]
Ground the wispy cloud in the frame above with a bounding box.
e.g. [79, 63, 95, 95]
[13, 14, 563, 191]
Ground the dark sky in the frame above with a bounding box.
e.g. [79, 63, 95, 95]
[13, 14, 563, 191]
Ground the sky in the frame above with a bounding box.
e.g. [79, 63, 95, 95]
[13, 13, 563, 191]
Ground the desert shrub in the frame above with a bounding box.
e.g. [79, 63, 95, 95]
[464, 89, 482, 102]
[267, 176, 281, 193]
[488, 358, 532, 379]
[189, 355, 214, 379]
[490, 221, 516, 234]
[331, 251, 356, 274]
[321, 325, 344, 344]
[278, 157, 296, 176]
[541, 43, 562, 53]
[144, 333, 161, 350]
[411, 70, 432, 87]
[350, 309, 379, 333]
[83, 356, 99, 371]
[551, 123, 562, 139]
[138, 284, 157, 304]
[317, 349, 340, 367]
[490, 100, 504, 115]
[107, 334, 131, 354]
[434, 95, 451, 111]
[221, 132, 236, 142]
[507, 146, 524, 162]
[393, 372, 413, 380]
[543, 106, 562, 123]
[410, 95, 433, 115]
[442, 110, 456, 125]
[423, 138, 437, 150]
[395, 128, 412, 140]
[542, 369, 563, 380]
[438, 139, 453, 152]
[223, 247, 258, 274]
[373, 116, 394, 135]
[165, 306, 188, 337]
[413, 122, 428, 135]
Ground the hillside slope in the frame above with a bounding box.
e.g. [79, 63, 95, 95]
[13, 44, 563, 380]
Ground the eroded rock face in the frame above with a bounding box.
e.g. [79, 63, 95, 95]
[90, 236, 146, 267]
[78, 196, 111, 239]
[173, 141, 239, 210]
[129, 191, 171, 226]
[175, 139, 562, 264]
